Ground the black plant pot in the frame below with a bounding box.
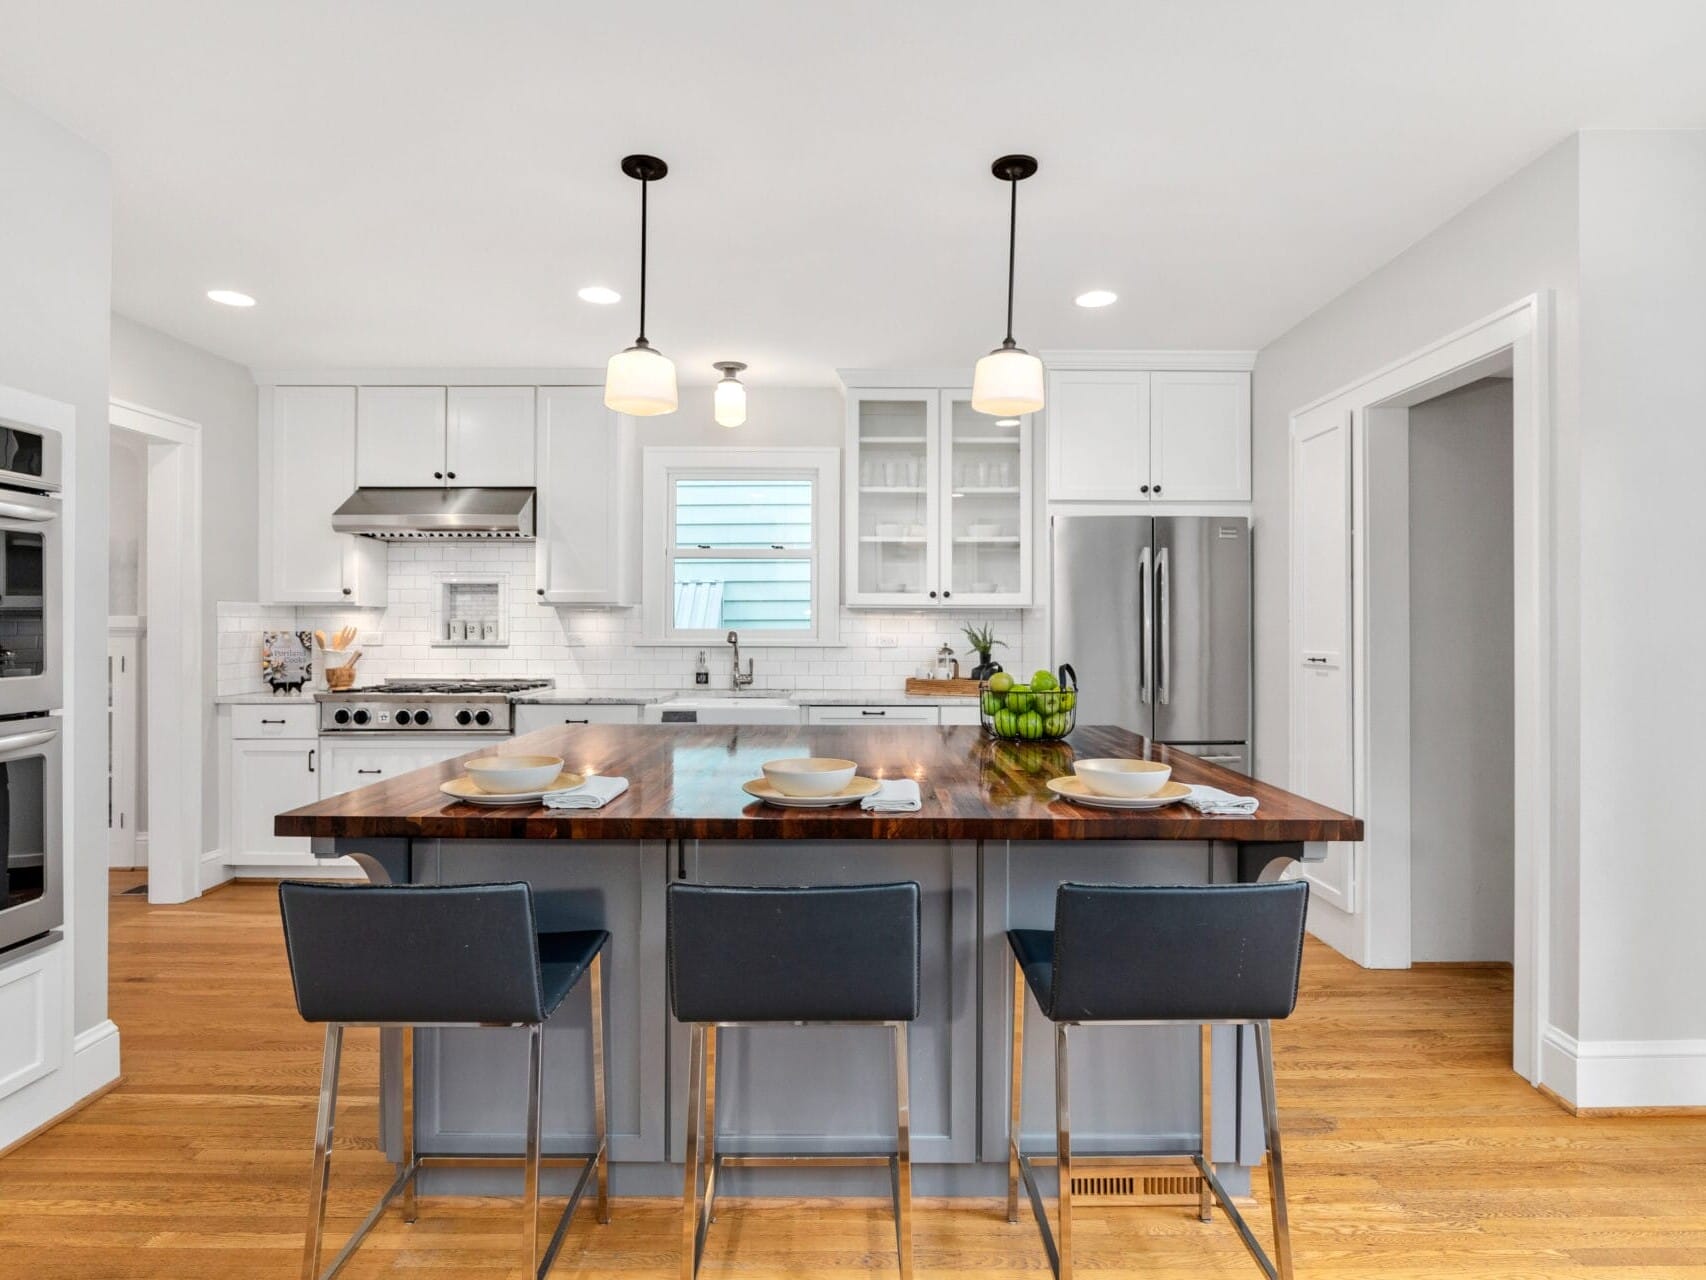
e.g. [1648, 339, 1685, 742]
[969, 657, 1003, 681]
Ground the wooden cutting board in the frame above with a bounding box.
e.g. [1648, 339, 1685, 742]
[904, 677, 984, 697]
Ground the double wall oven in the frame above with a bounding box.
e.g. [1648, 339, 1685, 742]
[0, 417, 62, 955]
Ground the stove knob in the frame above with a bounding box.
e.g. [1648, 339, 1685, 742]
[414, 709, 432, 726]
[352, 709, 370, 726]
[474, 709, 493, 727]
[456, 709, 473, 726]
[333, 708, 351, 725]
[395, 709, 415, 726]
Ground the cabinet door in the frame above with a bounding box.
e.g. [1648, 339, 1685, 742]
[535, 387, 635, 605]
[448, 387, 535, 487]
[1290, 408, 1355, 911]
[1150, 371, 1251, 501]
[357, 386, 446, 486]
[846, 389, 939, 607]
[270, 386, 380, 604]
[320, 739, 478, 799]
[804, 705, 940, 726]
[514, 703, 642, 734]
[1045, 370, 1150, 501]
[231, 738, 320, 859]
[940, 390, 1031, 606]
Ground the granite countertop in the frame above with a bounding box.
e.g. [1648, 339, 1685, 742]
[511, 689, 674, 705]
[215, 691, 319, 706]
[220, 686, 980, 707]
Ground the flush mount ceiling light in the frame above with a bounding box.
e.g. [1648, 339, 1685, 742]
[603, 154, 678, 416]
[577, 285, 621, 305]
[712, 361, 748, 428]
[1075, 289, 1118, 308]
[206, 289, 255, 307]
[971, 154, 1045, 417]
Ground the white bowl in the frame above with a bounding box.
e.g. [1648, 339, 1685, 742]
[761, 757, 858, 798]
[1072, 758, 1172, 798]
[465, 754, 567, 795]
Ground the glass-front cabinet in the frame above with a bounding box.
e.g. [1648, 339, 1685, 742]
[844, 387, 1032, 608]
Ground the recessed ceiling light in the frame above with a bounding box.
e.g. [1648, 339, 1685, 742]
[206, 289, 255, 307]
[577, 285, 621, 305]
[1075, 289, 1117, 308]
[995, 418, 1020, 427]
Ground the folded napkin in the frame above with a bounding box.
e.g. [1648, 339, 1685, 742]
[542, 776, 630, 809]
[862, 778, 922, 813]
[1182, 784, 1259, 816]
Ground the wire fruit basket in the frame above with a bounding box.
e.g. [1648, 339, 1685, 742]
[979, 663, 1077, 742]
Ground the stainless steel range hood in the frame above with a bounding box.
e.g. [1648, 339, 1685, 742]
[331, 487, 536, 540]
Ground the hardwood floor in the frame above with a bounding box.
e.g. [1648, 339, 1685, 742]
[0, 873, 1702, 1278]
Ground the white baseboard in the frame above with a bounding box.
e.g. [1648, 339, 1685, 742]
[231, 860, 365, 881]
[1304, 895, 1364, 964]
[1541, 1024, 1706, 1108]
[199, 847, 233, 893]
[71, 1019, 121, 1099]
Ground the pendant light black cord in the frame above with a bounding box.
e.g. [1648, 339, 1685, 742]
[637, 176, 649, 345]
[1004, 176, 1017, 348]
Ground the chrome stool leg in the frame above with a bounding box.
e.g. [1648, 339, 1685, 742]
[680, 1023, 707, 1280]
[590, 953, 610, 1224]
[301, 1024, 344, 1280]
[524, 1024, 544, 1276]
[1007, 960, 1025, 1224]
[401, 1026, 417, 1225]
[702, 1025, 721, 1229]
[891, 1021, 914, 1280]
[1256, 1021, 1295, 1280]
[1198, 1024, 1213, 1223]
[1054, 1023, 1074, 1280]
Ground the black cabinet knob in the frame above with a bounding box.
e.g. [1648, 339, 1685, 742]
[537, 588, 545, 597]
[342, 587, 352, 596]
[928, 590, 938, 599]
[1152, 484, 1162, 494]
[1140, 484, 1150, 494]
[433, 471, 444, 480]
[942, 590, 951, 598]
[447, 471, 457, 480]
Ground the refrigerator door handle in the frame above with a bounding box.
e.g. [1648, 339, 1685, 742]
[1156, 545, 1170, 706]
[1138, 543, 1152, 704]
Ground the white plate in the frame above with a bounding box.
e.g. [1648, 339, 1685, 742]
[440, 772, 586, 806]
[1046, 777, 1192, 810]
[742, 776, 882, 808]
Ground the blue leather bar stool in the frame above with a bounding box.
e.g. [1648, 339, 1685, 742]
[1006, 880, 1309, 1280]
[279, 881, 610, 1280]
[667, 882, 921, 1280]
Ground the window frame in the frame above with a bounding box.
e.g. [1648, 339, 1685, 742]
[641, 446, 841, 646]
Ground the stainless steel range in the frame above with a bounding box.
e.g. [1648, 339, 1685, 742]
[317, 678, 551, 734]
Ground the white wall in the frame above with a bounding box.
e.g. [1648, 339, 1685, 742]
[1574, 133, 1706, 1054]
[1252, 136, 1582, 1035]
[0, 87, 112, 1093]
[1408, 378, 1514, 963]
[109, 314, 258, 850]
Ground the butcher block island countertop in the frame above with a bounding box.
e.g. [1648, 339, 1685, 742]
[276, 722, 1361, 843]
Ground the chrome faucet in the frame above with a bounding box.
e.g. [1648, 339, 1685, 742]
[727, 630, 754, 690]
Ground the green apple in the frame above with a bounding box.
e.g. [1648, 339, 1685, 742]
[1005, 686, 1032, 714]
[1017, 710, 1044, 740]
[1031, 670, 1058, 693]
[1059, 690, 1076, 712]
[993, 708, 1018, 737]
[1043, 713, 1069, 737]
[981, 691, 1002, 715]
[988, 671, 1015, 695]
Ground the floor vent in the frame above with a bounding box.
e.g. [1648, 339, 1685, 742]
[1069, 1168, 1204, 1206]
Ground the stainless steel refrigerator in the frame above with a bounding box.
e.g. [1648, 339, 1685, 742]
[1051, 515, 1252, 773]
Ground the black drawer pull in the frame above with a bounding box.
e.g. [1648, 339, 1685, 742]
[307, 749, 316, 773]
[860, 709, 887, 716]
[564, 718, 589, 724]
[260, 718, 286, 725]
[356, 767, 382, 775]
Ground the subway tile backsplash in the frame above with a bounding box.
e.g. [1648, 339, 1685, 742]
[217, 544, 1034, 697]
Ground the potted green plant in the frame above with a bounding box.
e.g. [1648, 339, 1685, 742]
[961, 623, 1007, 681]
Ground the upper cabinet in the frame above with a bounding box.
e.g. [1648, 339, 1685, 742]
[534, 386, 636, 606]
[1046, 364, 1250, 503]
[265, 386, 387, 606]
[357, 385, 534, 488]
[843, 385, 1033, 608]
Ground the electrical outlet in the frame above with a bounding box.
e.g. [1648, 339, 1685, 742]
[362, 632, 384, 646]
[874, 636, 898, 649]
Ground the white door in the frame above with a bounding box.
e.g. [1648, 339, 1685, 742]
[845, 389, 940, 607]
[1150, 371, 1251, 501]
[272, 386, 365, 604]
[1290, 408, 1356, 910]
[357, 386, 446, 487]
[938, 390, 1031, 606]
[231, 737, 320, 860]
[1044, 370, 1150, 501]
[447, 386, 535, 487]
[535, 387, 634, 605]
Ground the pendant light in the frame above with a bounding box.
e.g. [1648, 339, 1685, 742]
[712, 361, 747, 428]
[971, 154, 1045, 416]
[604, 154, 678, 416]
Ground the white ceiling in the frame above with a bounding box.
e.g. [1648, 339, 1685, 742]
[3, 0, 1706, 384]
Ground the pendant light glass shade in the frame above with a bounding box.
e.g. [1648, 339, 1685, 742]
[605, 341, 678, 415]
[712, 361, 747, 428]
[972, 344, 1045, 416]
[972, 154, 1045, 416]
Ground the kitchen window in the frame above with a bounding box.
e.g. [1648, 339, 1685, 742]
[642, 447, 840, 644]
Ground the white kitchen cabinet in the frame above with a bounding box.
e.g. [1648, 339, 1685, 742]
[804, 704, 941, 726]
[844, 386, 1032, 608]
[1150, 372, 1251, 501]
[447, 386, 535, 487]
[937, 703, 982, 727]
[514, 703, 643, 734]
[266, 386, 388, 606]
[1045, 366, 1250, 503]
[230, 736, 320, 864]
[357, 386, 446, 487]
[534, 386, 636, 605]
[318, 737, 489, 799]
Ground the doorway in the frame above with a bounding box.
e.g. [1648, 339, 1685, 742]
[107, 428, 148, 874]
[107, 401, 204, 905]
